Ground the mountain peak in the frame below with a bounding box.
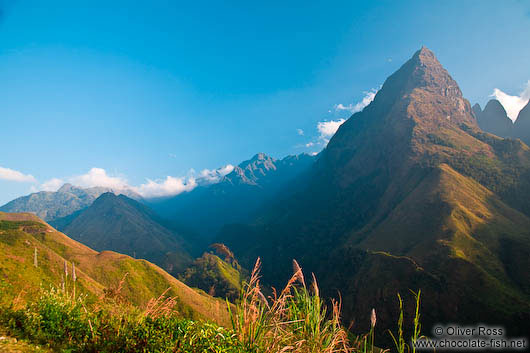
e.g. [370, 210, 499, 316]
[249, 152, 271, 162]
[413, 46, 437, 63]
[89, 192, 122, 209]
[484, 99, 508, 115]
[404, 46, 462, 97]
[320, 47, 477, 187]
[93, 192, 120, 204]
[57, 183, 76, 193]
[472, 103, 482, 118]
[366, 47, 467, 121]
[238, 153, 275, 169]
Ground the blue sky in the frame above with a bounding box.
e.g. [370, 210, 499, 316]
[1, 0, 529, 203]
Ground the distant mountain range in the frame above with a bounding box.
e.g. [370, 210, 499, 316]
[473, 98, 530, 144]
[0, 183, 141, 222]
[217, 47, 530, 338]
[0, 152, 315, 276]
[1, 153, 315, 244]
[149, 152, 316, 240]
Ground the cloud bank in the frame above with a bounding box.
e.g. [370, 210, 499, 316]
[197, 164, 235, 185]
[39, 168, 129, 193]
[69, 168, 129, 190]
[132, 176, 197, 198]
[40, 178, 64, 191]
[36, 163, 236, 199]
[492, 81, 530, 122]
[0, 166, 36, 183]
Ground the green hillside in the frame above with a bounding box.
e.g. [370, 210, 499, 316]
[0, 212, 228, 326]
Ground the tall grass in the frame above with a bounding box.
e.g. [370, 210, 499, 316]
[228, 258, 351, 353]
[388, 290, 424, 353]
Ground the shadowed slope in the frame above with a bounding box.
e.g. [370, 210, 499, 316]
[150, 153, 315, 241]
[61, 193, 193, 275]
[515, 100, 530, 144]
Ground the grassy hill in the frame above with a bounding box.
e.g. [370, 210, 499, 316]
[0, 212, 228, 325]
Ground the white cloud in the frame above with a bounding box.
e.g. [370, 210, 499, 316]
[334, 88, 378, 114]
[56, 163, 236, 198]
[305, 142, 314, 147]
[132, 176, 197, 198]
[297, 129, 304, 136]
[132, 163, 234, 197]
[0, 166, 36, 183]
[317, 119, 346, 143]
[41, 178, 64, 192]
[215, 164, 235, 176]
[197, 164, 235, 185]
[69, 168, 129, 190]
[492, 81, 530, 122]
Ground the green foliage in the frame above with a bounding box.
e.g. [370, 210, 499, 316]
[180, 253, 243, 301]
[426, 133, 456, 148]
[388, 293, 405, 353]
[0, 288, 246, 353]
[1, 289, 92, 350]
[0, 221, 45, 231]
